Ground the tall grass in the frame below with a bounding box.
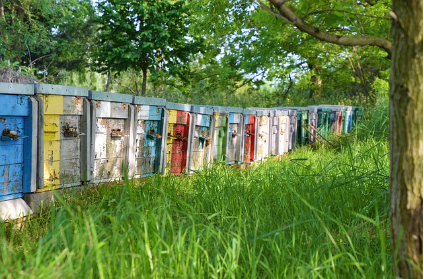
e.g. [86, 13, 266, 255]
[0, 102, 391, 278]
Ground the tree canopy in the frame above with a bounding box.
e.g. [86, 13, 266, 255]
[0, 0, 392, 105]
[91, 0, 203, 96]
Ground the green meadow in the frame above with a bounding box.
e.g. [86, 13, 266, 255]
[0, 99, 390, 278]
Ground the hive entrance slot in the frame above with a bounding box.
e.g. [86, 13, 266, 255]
[111, 129, 127, 137]
[62, 123, 83, 137]
[147, 129, 161, 139]
[1, 129, 26, 141]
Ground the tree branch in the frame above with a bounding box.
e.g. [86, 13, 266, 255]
[267, 0, 392, 55]
[302, 10, 391, 21]
[254, 0, 292, 24]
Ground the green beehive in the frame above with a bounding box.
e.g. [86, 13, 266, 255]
[352, 106, 364, 128]
[285, 107, 309, 146]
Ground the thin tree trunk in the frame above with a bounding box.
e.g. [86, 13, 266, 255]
[105, 70, 111, 92]
[389, 0, 423, 278]
[141, 67, 147, 96]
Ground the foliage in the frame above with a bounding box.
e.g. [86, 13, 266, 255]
[0, 0, 96, 78]
[92, 0, 203, 96]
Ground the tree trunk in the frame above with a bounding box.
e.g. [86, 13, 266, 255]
[389, 0, 423, 278]
[141, 67, 147, 96]
[105, 70, 111, 92]
[307, 62, 322, 99]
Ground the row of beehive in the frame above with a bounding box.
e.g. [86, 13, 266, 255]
[0, 82, 363, 202]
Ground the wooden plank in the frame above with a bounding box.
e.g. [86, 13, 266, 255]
[0, 142, 24, 166]
[110, 102, 129, 119]
[80, 98, 91, 183]
[93, 157, 124, 181]
[27, 97, 38, 192]
[40, 94, 63, 115]
[63, 96, 84, 115]
[0, 95, 29, 116]
[0, 164, 23, 197]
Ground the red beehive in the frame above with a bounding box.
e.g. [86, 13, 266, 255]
[165, 103, 192, 175]
[243, 109, 256, 163]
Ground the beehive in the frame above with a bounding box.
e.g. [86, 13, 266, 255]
[242, 109, 256, 163]
[89, 91, 134, 183]
[35, 84, 90, 189]
[271, 109, 290, 155]
[0, 83, 37, 201]
[187, 106, 213, 172]
[130, 96, 167, 177]
[255, 109, 271, 161]
[210, 106, 228, 162]
[164, 102, 192, 175]
[226, 107, 244, 164]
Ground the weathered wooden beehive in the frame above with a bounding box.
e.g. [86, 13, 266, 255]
[187, 106, 213, 172]
[0, 83, 37, 201]
[35, 84, 90, 189]
[269, 109, 287, 156]
[226, 107, 244, 164]
[130, 96, 167, 178]
[277, 110, 290, 154]
[287, 110, 297, 151]
[164, 102, 192, 175]
[210, 106, 228, 162]
[308, 106, 319, 143]
[242, 109, 256, 163]
[255, 109, 271, 161]
[89, 91, 134, 183]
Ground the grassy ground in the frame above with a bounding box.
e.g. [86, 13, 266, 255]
[0, 100, 391, 278]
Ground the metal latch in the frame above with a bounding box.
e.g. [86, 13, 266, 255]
[1, 129, 27, 141]
[111, 129, 127, 137]
[147, 129, 162, 139]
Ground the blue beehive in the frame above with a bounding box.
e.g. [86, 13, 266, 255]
[131, 96, 167, 177]
[0, 83, 37, 201]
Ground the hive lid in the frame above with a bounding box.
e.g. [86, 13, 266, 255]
[274, 108, 290, 115]
[0, 82, 34, 95]
[133, 96, 166, 106]
[166, 102, 192, 112]
[242, 108, 256, 115]
[317, 105, 341, 111]
[36, 83, 88, 97]
[211, 106, 229, 113]
[273, 109, 285, 116]
[307, 106, 319, 112]
[191, 105, 213, 115]
[89, 90, 132, 103]
[256, 109, 269, 116]
[225, 106, 243, 113]
[287, 110, 297, 116]
[284, 106, 308, 111]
